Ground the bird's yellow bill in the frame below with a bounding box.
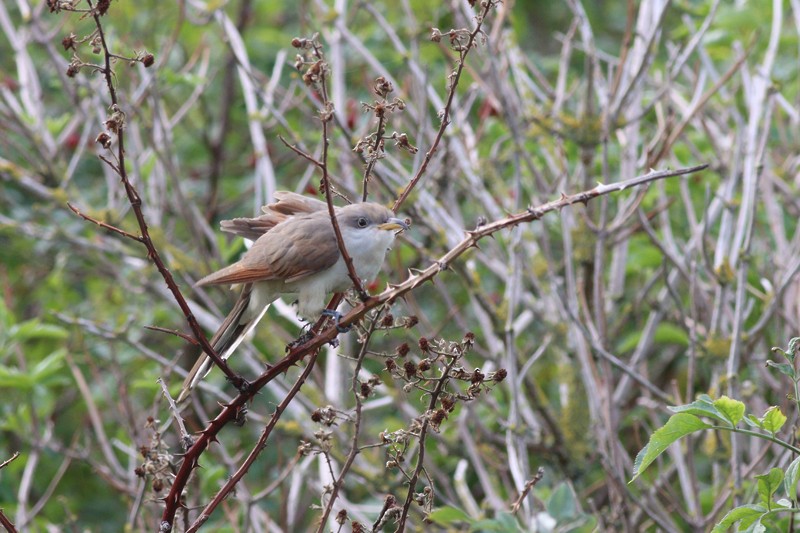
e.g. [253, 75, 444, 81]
[378, 218, 409, 232]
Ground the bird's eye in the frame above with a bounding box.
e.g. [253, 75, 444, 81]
[357, 217, 368, 228]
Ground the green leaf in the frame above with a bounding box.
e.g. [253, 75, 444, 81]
[668, 394, 727, 423]
[711, 504, 767, 533]
[788, 337, 800, 361]
[0, 350, 66, 389]
[630, 413, 711, 482]
[756, 468, 784, 508]
[468, 513, 525, 532]
[9, 320, 68, 342]
[761, 406, 787, 434]
[784, 456, 800, 503]
[547, 483, 578, 521]
[713, 396, 745, 426]
[427, 506, 472, 525]
[766, 360, 795, 379]
[743, 414, 763, 429]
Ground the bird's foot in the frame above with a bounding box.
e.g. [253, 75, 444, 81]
[321, 309, 351, 333]
[286, 330, 314, 352]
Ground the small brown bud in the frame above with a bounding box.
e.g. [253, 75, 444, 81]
[373, 76, 393, 98]
[62, 33, 76, 51]
[95, 0, 110, 15]
[66, 63, 79, 78]
[494, 368, 508, 382]
[291, 37, 305, 48]
[417, 359, 431, 372]
[403, 360, 417, 378]
[430, 28, 442, 42]
[95, 131, 112, 148]
[152, 478, 164, 492]
[385, 358, 397, 372]
[141, 53, 155, 68]
[418, 337, 430, 352]
[471, 368, 485, 384]
[431, 409, 447, 428]
[352, 522, 365, 533]
[360, 382, 372, 398]
[134, 466, 145, 477]
[336, 509, 348, 525]
[311, 409, 323, 423]
[404, 316, 418, 328]
[381, 313, 394, 327]
[441, 395, 456, 412]
[396, 343, 409, 357]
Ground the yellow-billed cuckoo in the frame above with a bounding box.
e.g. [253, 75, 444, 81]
[178, 192, 408, 401]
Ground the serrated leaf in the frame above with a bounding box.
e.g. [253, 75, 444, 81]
[710, 504, 767, 533]
[761, 406, 787, 434]
[668, 394, 726, 423]
[755, 468, 783, 508]
[630, 413, 711, 482]
[714, 396, 745, 426]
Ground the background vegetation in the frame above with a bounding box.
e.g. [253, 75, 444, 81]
[1, 0, 799, 531]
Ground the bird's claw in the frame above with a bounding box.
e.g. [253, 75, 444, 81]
[287, 330, 314, 351]
[321, 309, 351, 333]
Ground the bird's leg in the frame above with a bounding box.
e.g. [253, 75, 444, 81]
[321, 309, 351, 333]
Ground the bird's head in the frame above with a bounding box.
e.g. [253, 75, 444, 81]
[337, 203, 409, 259]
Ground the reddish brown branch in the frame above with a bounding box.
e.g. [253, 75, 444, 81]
[0, 509, 18, 533]
[78, 0, 244, 391]
[305, 40, 368, 301]
[159, 295, 343, 527]
[143, 325, 199, 345]
[185, 348, 322, 531]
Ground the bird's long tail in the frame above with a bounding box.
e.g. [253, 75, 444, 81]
[177, 283, 271, 403]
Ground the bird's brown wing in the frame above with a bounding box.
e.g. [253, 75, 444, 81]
[220, 192, 328, 240]
[268, 191, 328, 216]
[196, 211, 339, 286]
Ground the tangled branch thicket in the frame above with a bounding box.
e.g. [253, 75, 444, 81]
[1, 0, 799, 531]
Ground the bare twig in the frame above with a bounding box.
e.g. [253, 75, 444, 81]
[392, 0, 498, 213]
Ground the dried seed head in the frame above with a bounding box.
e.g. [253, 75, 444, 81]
[360, 381, 372, 398]
[373, 76, 393, 98]
[418, 336, 430, 352]
[95, 0, 111, 15]
[95, 132, 112, 148]
[403, 360, 417, 378]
